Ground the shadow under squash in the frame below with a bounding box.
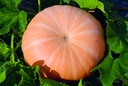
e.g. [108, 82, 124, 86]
[33, 60, 61, 80]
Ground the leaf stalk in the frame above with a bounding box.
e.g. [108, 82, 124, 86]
[10, 33, 15, 63]
[38, 0, 41, 12]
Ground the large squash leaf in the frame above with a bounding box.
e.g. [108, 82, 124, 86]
[0, 62, 66, 86]
[93, 51, 128, 86]
[0, 42, 10, 61]
[0, 0, 27, 35]
[106, 19, 128, 53]
[74, 0, 105, 13]
[93, 18, 128, 86]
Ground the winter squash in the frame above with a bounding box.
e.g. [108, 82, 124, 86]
[21, 5, 105, 80]
[22, 5, 105, 80]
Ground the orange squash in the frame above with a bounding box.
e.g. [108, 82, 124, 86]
[21, 5, 105, 80]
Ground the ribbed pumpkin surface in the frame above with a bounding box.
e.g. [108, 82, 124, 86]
[21, 5, 105, 80]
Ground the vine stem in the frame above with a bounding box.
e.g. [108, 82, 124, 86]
[38, 0, 41, 12]
[11, 33, 15, 63]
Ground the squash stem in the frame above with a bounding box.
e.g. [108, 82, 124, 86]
[38, 0, 41, 12]
[64, 35, 69, 41]
[10, 33, 15, 63]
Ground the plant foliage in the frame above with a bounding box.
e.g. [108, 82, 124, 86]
[0, 0, 128, 86]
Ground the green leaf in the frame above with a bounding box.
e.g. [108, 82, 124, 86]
[60, 0, 70, 4]
[106, 19, 128, 53]
[0, 61, 16, 84]
[0, 0, 21, 9]
[0, 62, 40, 86]
[0, 42, 10, 61]
[17, 65, 67, 86]
[0, 70, 6, 83]
[0, 61, 20, 86]
[1, 70, 21, 86]
[74, 0, 105, 13]
[18, 65, 40, 86]
[93, 51, 128, 86]
[0, 62, 6, 83]
[39, 78, 67, 86]
[0, 0, 27, 35]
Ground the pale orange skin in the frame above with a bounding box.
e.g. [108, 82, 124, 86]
[21, 5, 105, 80]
